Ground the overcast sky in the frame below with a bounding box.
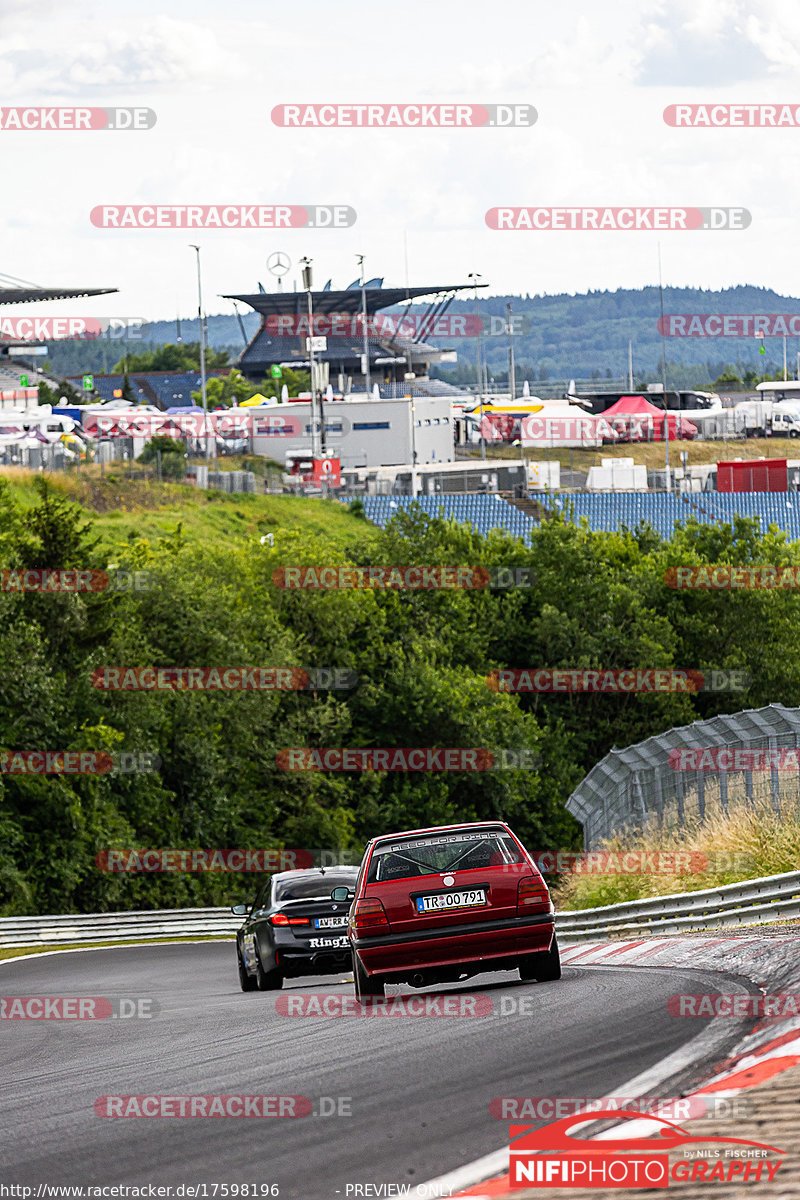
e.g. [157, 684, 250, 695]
[2, 0, 799, 327]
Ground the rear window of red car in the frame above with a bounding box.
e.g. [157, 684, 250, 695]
[366, 829, 526, 883]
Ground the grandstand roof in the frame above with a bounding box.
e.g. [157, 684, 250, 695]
[223, 284, 484, 317]
[0, 286, 117, 305]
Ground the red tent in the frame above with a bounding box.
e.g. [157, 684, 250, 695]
[602, 395, 697, 441]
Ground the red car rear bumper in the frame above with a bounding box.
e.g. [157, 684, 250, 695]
[352, 912, 555, 977]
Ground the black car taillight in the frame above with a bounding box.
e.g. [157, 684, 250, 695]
[517, 875, 551, 914]
[352, 897, 389, 933]
[269, 913, 310, 926]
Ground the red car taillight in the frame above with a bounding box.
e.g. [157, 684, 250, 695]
[517, 875, 551, 913]
[269, 913, 310, 926]
[352, 897, 390, 933]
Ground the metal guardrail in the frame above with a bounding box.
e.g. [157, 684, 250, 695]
[0, 908, 241, 948]
[1, 870, 799, 949]
[555, 868, 800, 940]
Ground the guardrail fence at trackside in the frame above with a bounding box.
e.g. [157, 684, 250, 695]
[0, 908, 242, 948]
[555, 868, 800, 941]
[1, 869, 800, 949]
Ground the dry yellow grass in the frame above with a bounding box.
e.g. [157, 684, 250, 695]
[554, 796, 800, 910]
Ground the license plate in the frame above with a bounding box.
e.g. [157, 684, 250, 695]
[314, 917, 348, 928]
[416, 889, 486, 913]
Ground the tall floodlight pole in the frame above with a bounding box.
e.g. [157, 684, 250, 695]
[357, 254, 371, 397]
[189, 245, 210, 462]
[300, 257, 320, 457]
[658, 245, 670, 491]
[506, 301, 516, 401]
[469, 272, 485, 460]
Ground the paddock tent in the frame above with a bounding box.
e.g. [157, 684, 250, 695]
[603, 395, 697, 441]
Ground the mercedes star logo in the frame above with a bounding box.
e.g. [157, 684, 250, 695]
[267, 252, 291, 276]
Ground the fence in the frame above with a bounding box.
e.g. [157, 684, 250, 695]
[2, 869, 798, 948]
[556, 868, 800, 940]
[566, 703, 800, 848]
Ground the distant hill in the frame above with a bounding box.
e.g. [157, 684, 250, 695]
[37, 285, 800, 386]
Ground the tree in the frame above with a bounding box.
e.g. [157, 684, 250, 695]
[713, 368, 742, 388]
[112, 343, 230, 373]
[191, 369, 257, 409]
[192, 367, 311, 405]
[138, 435, 186, 464]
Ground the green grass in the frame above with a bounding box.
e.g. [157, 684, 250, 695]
[0, 468, 378, 552]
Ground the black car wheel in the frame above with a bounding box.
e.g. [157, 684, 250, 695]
[238, 948, 258, 992]
[255, 951, 283, 991]
[353, 951, 384, 1002]
[519, 936, 562, 983]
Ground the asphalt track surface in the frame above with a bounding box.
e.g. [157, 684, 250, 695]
[0, 943, 757, 1199]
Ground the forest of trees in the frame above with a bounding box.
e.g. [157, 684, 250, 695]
[2, 479, 799, 915]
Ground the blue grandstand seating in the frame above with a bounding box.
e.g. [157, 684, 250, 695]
[551, 492, 800, 541]
[358, 491, 800, 544]
[360, 494, 535, 541]
[66, 371, 226, 408]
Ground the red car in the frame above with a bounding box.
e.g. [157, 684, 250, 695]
[337, 820, 559, 1002]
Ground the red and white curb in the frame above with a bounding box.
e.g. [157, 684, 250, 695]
[417, 934, 800, 1198]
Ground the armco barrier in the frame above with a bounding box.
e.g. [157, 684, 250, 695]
[556, 867, 800, 941]
[1, 869, 799, 948]
[0, 908, 241, 948]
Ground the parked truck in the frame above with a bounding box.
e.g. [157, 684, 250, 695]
[731, 400, 800, 438]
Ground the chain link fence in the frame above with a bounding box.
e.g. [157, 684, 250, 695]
[567, 704, 800, 848]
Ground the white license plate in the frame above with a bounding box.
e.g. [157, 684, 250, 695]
[315, 917, 348, 928]
[416, 889, 486, 913]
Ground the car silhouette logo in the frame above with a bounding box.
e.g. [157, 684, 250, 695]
[510, 1110, 784, 1156]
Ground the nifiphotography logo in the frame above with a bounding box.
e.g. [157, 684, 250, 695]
[508, 1110, 784, 1188]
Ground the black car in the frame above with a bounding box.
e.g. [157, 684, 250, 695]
[233, 867, 359, 991]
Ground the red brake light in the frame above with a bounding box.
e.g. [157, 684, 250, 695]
[517, 875, 550, 912]
[270, 913, 310, 926]
[352, 897, 389, 933]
